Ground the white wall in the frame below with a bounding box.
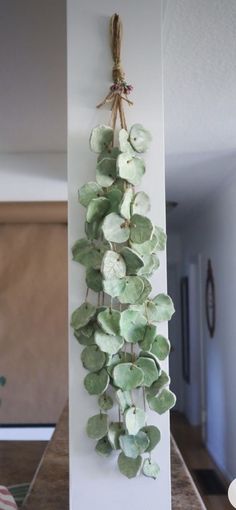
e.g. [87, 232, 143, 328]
[181, 170, 236, 480]
[68, 1, 172, 509]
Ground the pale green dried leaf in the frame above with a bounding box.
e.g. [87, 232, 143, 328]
[141, 425, 161, 453]
[84, 369, 109, 395]
[118, 452, 142, 478]
[95, 330, 124, 355]
[119, 431, 149, 459]
[117, 153, 145, 186]
[151, 335, 171, 361]
[142, 458, 160, 479]
[120, 309, 147, 343]
[86, 197, 110, 223]
[108, 422, 124, 449]
[129, 124, 152, 153]
[71, 302, 96, 330]
[103, 277, 126, 298]
[81, 345, 106, 372]
[131, 191, 150, 216]
[86, 267, 103, 292]
[98, 394, 113, 411]
[119, 187, 134, 220]
[113, 363, 144, 390]
[86, 413, 108, 439]
[78, 181, 103, 207]
[95, 436, 113, 456]
[147, 388, 176, 414]
[130, 214, 154, 244]
[90, 125, 113, 153]
[152, 294, 175, 321]
[97, 308, 121, 336]
[102, 213, 130, 243]
[146, 370, 170, 398]
[119, 276, 144, 304]
[139, 324, 157, 351]
[115, 389, 133, 413]
[101, 250, 126, 280]
[119, 129, 134, 153]
[135, 357, 159, 387]
[120, 247, 144, 275]
[124, 406, 146, 435]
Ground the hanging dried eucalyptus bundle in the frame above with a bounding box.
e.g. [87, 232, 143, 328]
[71, 13, 176, 480]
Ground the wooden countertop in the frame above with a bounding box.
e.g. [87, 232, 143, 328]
[22, 405, 205, 510]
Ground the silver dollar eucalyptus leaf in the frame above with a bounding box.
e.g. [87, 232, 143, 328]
[103, 277, 126, 298]
[102, 213, 130, 243]
[84, 369, 109, 395]
[152, 294, 175, 321]
[146, 370, 170, 398]
[118, 452, 142, 479]
[120, 247, 144, 275]
[101, 250, 126, 280]
[147, 388, 176, 414]
[129, 124, 152, 153]
[81, 345, 106, 372]
[139, 324, 157, 351]
[95, 436, 113, 456]
[78, 181, 103, 207]
[71, 302, 96, 330]
[120, 309, 147, 343]
[105, 188, 123, 214]
[117, 153, 145, 186]
[113, 363, 144, 391]
[96, 151, 118, 187]
[151, 335, 171, 361]
[124, 406, 146, 435]
[115, 389, 133, 413]
[98, 394, 113, 411]
[89, 125, 113, 153]
[72, 239, 103, 269]
[154, 226, 167, 251]
[135, 357, 159, 387]
[86, 197, 110, 223]
[86, 413, 108, 439]
[119, 187, 134, 220]
[119, 276, 144, 304]
[119, 128, 134, 154]
[141, 425, 161, 453]
[95, 330, 124, 355]
[119, 431, 149, 459]
[86, 267, 103, 292]
[108, 422, 124, 449]
[97, 308, 121, 336]
[142, 458, 160, 479]
[130, 214, 154, 244]
[131, 191, 151, 216]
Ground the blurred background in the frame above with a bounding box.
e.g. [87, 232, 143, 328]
[0, 1, 236, 509]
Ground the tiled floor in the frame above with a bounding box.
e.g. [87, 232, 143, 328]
[171, 411, 233, 510]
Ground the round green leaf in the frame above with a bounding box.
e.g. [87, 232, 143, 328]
[124, 406, 146, 435]
[106, 352, 132, 377]
[97, 308, 121, 336]
[105, 188, 123, 214]
[95, 330, 124, 355]
[147, 388, 176, 414]
[72, 239, 103, 269]
[135, 277, 152, 304]
[101, 250, 126, 280]
[139, 350, 161, 372]
[80, 323, 94, 337]
[81, 345, 106, 372]
[119, 431, 149, 459]
[146, 370, 170, 398]
[142, 458, 160, 479]
[117, 153, 145, 186]
[130, 214, 154, 244]
[86, 267, 103, 292]
[90, 125, 113, 153]
[74, 331, 94, 346]
[98, 394, 113, 411]
[138, 254, 160, 277]
[120, 309, 147, 343]
[95, 436, 113, 456]
[84, 369, 109, 395]
[119, 129, 134, 153]
[154, 226, 167, 251]
[86, 197, 110, 223]
[135, 357, 159, 387]
[131, 191, 150, 216]
[71, 302, 96, 330]
[120, 247, 144, 275]
[139, 324, 157, 351]
[102, 213, 130, 243]
[151, 335, 170, 361]
[131, 236, 158, 256]
[86, 413, 108, 439]
[129, 124, 152, 153]
[108, 422, 124, 449]
[78, 181, 103, 207]
[119, 276, 144, 304]
[118, 452, 142, 479]
[113, 363, 144, 390]
[85, 219, 102, 240]
[119, 187, 134, 220]
[141, 425, 161, 453]
[115, 389, 133, 413]
[96, 153, 117, 187]
[153, 294, 175, 321]
[103, 277, 126, 298]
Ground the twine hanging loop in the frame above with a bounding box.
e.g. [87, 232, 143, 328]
[97, 13, 133, 132]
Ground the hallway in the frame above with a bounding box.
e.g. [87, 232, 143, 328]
[171, 412, 232, 510]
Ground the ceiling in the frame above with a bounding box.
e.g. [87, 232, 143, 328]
[0, 0, 235, 218]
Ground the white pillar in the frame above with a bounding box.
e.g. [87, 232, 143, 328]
[68, 1, 171, 508]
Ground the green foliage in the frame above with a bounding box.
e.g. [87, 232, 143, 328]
[71, 122, 176, 479]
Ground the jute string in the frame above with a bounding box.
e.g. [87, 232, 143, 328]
[97, 13, 133, 133]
